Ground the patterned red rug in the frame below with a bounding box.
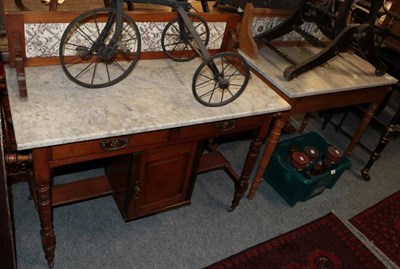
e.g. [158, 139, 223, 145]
[205, 213, 386, 269]
[350, 190, 400, 267]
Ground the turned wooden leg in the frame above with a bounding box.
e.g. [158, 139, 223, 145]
[229, 116, 273, 211]
[36, 183, 56, 268]
[361, 124, 400, 180]
[229, 135, 263, 211]
[33, 149, 56, 268]
[248, 113, 289, 200]
[298, 112, 311, 134]
[345, 102, 378, 156]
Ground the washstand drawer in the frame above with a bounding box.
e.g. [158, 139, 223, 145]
[51, 130, 170, 161]
[179, 115, 265, 139]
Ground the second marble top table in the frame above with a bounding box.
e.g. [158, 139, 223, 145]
[240, 47, 397, 98]
[239, 47, 398, 199]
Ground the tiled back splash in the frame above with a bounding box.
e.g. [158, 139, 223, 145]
[251, 16, 325, 42]
[24, 21, 227, 58]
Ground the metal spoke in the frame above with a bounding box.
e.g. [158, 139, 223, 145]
[164, 33, 181, 37]
[64, 51, 92, 66]
[221, 61, 232, 73]
[229, 83, 244, 87]
[74, 58, 97, 79]
[195, 77, 214, 87]
[208, 81, 218, 103]
[91, 58, 99, 85]
[105, 61, 111, 83]
[225, 88, 235, 97]
[93, 14, 101, 36]
[75, 24, 98, 45]
[171, 23, 180, 33]
[198, 73, 214, 81]
[226, 69, 242, 80]
[165, 41, 186, 47]
[198, 81, 218, 100]
[112, 60, 127, 73]
[64, 41, 89, 50]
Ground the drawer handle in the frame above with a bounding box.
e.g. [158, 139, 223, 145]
[100, 138, 129, 151]
[215, 120, 237, 132]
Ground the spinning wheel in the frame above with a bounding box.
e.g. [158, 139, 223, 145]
[192, 52, 250, 107]
[161, 13, 210, 62]
[59, 8, 141, 88]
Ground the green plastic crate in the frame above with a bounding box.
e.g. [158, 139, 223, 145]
[263, 132, 352, 206]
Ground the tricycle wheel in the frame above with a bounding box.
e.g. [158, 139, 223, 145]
[161, 13, 210, 62]
[59, 8, 141, 88]
[192, 52, 250, 107]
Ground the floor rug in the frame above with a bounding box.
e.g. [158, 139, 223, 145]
[205, 213, 386, 269]
[350, 190, 400, 267]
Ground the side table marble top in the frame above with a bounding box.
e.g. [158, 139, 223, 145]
[239, 47, 398, 98]
[5, 58, 291, 150]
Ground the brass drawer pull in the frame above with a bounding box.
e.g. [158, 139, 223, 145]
[215, 119, 237, 132]
[100, 138, 129, 151]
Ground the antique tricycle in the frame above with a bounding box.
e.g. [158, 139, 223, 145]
[59, 0, 250, 106]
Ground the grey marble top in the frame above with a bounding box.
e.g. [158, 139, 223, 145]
[6, 58, 291, 150]
[239, 47, 398, 98]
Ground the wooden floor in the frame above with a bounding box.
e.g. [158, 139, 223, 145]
[0, 0, 235, 52]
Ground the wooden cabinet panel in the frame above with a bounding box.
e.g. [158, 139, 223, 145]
[105, 141, 199, 221]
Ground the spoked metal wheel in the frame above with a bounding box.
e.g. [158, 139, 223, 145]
[192, 52, 250, 107]
[161, 13, 210, 62]
[59, 8, 141, 88]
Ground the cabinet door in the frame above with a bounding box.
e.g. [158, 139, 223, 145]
[125, 141, 199, 220]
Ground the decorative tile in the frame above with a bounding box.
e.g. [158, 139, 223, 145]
[138, 22, 167, 51]
[251, 16, 325, 42]
[25, 23, 67, 58]
[208, 22, 226, 50]
[24, 20, 226, 58]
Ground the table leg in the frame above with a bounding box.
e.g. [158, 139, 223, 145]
[229, 116, 273, 211]
[345, 102, 378, 156]
[33, 148, 56, 268]
[248, 113, 289, 200]
[361, 124, 400, 180]
[298, 112, 311, 134]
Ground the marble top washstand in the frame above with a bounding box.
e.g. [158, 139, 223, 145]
[239, 47, 398, 98]
[5, 58, 291, 150]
